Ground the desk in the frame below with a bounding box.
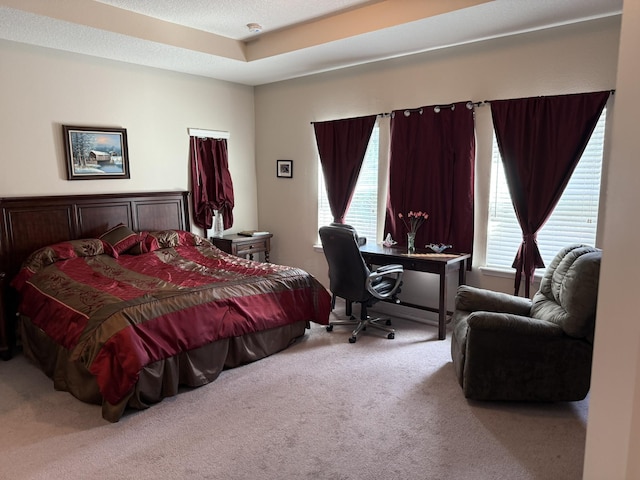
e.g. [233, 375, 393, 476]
[359, 244, 470, 340]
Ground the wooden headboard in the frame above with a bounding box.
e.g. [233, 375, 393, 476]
[0, 190, 190, 358]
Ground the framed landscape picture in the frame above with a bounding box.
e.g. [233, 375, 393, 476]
[63, 125, 130, 180]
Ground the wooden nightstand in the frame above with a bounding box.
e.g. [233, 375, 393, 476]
[211, 234, 273, 262]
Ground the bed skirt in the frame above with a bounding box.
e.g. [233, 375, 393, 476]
[20, 316, 309, 422]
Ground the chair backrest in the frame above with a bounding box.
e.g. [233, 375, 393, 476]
[329, 222, 366, 246]
[531, 244, 602, 340]
[319, 225, 372, 303]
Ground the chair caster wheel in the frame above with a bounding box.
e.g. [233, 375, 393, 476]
[387, 333, 395, 339]
[385, 319, 392, 326]
[348, 336, 357, 343]
[326, 325, 334, 332]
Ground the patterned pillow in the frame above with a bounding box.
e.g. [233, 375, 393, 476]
[127, 230, 209, 254]
[11, 238, 115, 291]
[99, 223, 143, 255]
[127, 231, 149, 255]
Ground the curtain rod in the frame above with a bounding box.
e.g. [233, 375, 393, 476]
[480, 89, 615, 105]
[187, 128, 230, 139]
[310, 101, 477, 123]
[310, 90, 615, 124]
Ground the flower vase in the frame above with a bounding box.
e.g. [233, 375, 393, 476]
[407, 232, 416, 254]
[213, 211, 224, 238]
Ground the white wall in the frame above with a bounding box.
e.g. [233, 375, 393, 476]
[0, 39, 258, 235]
[254, 17, 620, 303]
[584, 0, 640, 477]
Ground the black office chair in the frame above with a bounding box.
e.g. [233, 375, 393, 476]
[326, 223, 365, 314]
[319, 224, 404, 343]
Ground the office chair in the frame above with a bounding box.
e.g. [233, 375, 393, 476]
[326, 223, 365, 315]
[319, 224, 403, 343]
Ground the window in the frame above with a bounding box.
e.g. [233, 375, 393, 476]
[318, 124, 379, 242]
[486, 109, 606, 271]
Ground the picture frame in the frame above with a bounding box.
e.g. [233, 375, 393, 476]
[63, 125, 130, 180]
[277, 159, 293, 178]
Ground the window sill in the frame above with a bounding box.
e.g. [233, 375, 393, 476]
[479, 266, 543, 282]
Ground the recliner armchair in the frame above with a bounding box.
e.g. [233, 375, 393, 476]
[319, 224, 403, 343]
[450, 244, 601, 401]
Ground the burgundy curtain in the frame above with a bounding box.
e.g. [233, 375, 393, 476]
[490, 91, 610, 296]
[190, 136, 235, 230]
[314, 115, 376, 223]
[385, 102, 475, 260]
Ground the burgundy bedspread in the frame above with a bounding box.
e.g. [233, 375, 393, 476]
[12, 238, 331, 406]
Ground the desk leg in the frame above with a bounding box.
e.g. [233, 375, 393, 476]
[438, 270, 447, 340]
[459, 259, 467, 285]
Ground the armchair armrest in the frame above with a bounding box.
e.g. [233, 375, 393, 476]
[455, 285, 532, 316]
[366, 264, 403, 300]
[467, 311, 564, 337]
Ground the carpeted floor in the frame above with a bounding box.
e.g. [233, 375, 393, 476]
[0, 306, 588, 479]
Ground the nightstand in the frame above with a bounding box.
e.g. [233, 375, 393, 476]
[211, 234, 273, 262]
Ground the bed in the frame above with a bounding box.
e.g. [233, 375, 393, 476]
[0, 191, 331, 421]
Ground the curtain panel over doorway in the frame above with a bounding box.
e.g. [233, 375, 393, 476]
[313, 115, 377, 224]
[490, 91, 610, 297]
[189, 136, 235, 231]
[385, 102, 475, 261]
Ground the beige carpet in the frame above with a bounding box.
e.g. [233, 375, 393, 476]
[0, 306, 588, 480]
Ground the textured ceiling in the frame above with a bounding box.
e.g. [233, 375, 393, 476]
[95, 0, 379, 40]
[0, 0, 623, 86]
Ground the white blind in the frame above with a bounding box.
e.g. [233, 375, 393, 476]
[486, 108, 606, 270]
[318, 124, 379, 242]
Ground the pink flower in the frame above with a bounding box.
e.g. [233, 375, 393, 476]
[398, 210, 429, 234]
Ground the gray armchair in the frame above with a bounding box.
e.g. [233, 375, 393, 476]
[450, 244, 602, 401]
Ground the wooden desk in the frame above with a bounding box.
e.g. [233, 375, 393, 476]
[359, 244, 470, 340]
[212, 234, 272, 262]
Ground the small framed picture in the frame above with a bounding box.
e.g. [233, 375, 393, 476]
[63, 125, 130, 180]
[277, 159, 293, 178]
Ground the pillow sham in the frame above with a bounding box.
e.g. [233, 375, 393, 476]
[12, 238, 114, 290]
[128, 229, 210, 254]
[99, 223, 144, 255]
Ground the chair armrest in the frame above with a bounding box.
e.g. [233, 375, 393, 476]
[455, 285, 532, 316]
[374, 264, 403, 275]
[366, 265, 403, 300]
[467, 311, 563, 337]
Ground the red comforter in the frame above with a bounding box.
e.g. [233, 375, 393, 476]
[12, 237, 331, 405]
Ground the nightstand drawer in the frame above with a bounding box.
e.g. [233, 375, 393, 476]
[235, 238, 269, 256]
